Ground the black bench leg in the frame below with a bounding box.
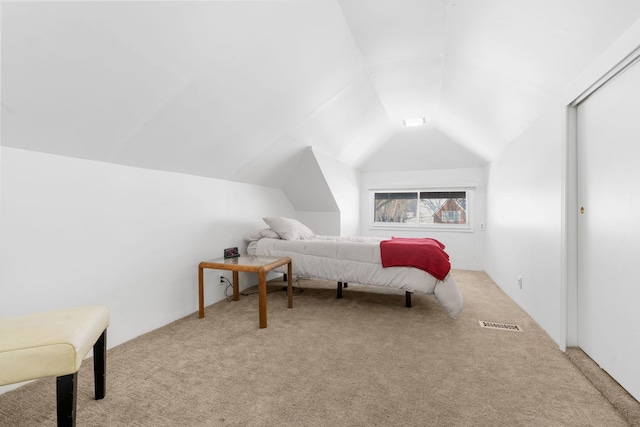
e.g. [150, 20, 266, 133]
[94, 329, 107, 400]
[406, 292, 412, 308]
[57, 372, 77, 427]
[337, 282, 343, 298]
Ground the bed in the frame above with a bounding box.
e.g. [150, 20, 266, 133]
[244, 217, 464, 318]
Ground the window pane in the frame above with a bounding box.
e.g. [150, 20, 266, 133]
[374, 192, 418, 223]
[418, 191, 467, 224]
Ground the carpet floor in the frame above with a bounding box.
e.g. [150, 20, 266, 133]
[0, 270, 636, 426]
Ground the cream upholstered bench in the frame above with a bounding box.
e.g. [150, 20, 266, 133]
[0, 306, 110, 427]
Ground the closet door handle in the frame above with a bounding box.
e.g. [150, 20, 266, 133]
[580, 206, 585, 214]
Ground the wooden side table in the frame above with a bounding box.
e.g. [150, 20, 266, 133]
[198, 255, 292, 328]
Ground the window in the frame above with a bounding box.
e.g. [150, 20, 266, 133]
[372, 189, 472, 230]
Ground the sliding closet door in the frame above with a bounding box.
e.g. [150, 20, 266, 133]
[576, 59, 640, 401]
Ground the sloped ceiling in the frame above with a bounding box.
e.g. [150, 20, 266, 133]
[2, 1, 639, 188]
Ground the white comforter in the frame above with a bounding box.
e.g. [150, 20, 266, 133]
[247, 236, 463, 318]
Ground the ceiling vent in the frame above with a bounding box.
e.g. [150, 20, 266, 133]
[402, 117, 426, 127]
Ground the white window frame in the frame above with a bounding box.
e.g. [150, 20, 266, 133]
[369, 187, 475, 232]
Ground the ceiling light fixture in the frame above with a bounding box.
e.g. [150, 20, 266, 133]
[403, 117, 426, 127]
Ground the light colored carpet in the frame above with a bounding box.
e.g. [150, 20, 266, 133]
[565, 347, 640, 426]
[0, 270, 634, 426]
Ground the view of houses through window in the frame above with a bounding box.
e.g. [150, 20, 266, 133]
[373, 191, 468, 226]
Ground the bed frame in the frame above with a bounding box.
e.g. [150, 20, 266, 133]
[284, 274, 412, 307]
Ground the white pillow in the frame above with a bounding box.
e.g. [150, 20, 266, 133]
[262, 217, 316, 240]
[243, 228, 281, 242]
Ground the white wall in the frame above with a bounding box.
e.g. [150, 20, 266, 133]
[297, 211, 341, 236]
[0, 147, 296, 350]
[282, 147, 361, 237]
[283, 148, 340, 235]
[312, 147, 361, 237]
[486, 17, 640, 348]
[0, 3, 2, 260]
[485, 104, 564, 344]
[359, 167, 487, 271]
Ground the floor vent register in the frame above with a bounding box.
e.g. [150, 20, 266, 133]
[479, 320, 523, 332]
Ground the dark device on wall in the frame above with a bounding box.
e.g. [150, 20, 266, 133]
[224, 247, 240, 259]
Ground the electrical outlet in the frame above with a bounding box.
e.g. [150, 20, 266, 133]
[479, 223, 485, 230]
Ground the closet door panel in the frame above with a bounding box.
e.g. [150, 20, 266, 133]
[576, 59, 640, 401]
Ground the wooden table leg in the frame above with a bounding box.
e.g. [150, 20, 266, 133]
[258, 270, 267, 328]
[287, 262, 293, 308]
[198, 265, 205, 318]
[232, 271, 239, 301]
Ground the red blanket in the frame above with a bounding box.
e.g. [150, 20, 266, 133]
[379, 237, 451, 281]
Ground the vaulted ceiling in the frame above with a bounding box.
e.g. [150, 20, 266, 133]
[2, 1, 639, 188]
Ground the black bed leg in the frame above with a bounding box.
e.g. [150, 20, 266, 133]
[57, 372, 77, 427]
[283, 273, 288, 282]
[93, 329, 107, 400]
[337, 282, 343, 298]
[405, 292, 412, 308]
[344, 283, 348, 288]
